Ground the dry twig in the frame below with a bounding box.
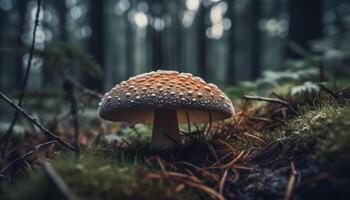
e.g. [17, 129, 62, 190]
[148, 172, 224, 200]
[283, 161, 298, 200]
[183, 180, 225, 200]
[42, 160, 79, 200]
[219, 169, 228, 195]
[67, 77, 103, 99]
[0, 92, 78, 153]
[208, 144, 220, 162]
[0, 140, 57, 175]
[243, 132, 267, 144]
[176, 161, 219, 181]
[218, 139, 237, 156]
[220, 150, 245, 169]
[0, 0, 43, 157]
[243, 95, 298, 116]
[155, 156, 166, 172]
[318, 83, 340, 100]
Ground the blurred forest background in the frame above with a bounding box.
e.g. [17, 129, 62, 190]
[1, 1, 350, 199]
[0, 0, 350, 120]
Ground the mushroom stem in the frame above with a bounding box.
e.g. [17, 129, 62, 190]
[152, 109, 180, 149]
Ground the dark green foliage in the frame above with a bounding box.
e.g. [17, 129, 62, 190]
[35, 42, 102, 79]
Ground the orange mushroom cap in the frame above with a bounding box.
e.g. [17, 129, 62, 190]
[98, 70, 234, 124]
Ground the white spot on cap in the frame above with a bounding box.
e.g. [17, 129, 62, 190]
[193, 77, 205, 83]
[208, 83, 218, 89]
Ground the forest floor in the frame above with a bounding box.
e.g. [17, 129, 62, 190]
[0, 81, 350, 200]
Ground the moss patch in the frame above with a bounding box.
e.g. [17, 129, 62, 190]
[5, 155, 199, 200]
[265, 102, 350, 168]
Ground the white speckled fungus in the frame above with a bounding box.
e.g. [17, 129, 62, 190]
[98, 70, 235, 149]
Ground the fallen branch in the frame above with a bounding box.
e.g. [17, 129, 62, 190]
[243, 95, 298, 116]
[0, 91, 78, 153]
[42, 160, 79, 200]
[283, 161, 298, 200]
[0, 0, 43, 157]
[0, 140, 57, 175]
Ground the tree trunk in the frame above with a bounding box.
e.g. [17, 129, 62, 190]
[55, 0, 68, 41]
[125, 14, 134, 77]
[226, 0, 235, 84]
[151, 0, 163, 70]
[42, 1, 68, 88]
[0, 8, 5, 92]
[169, 0, 181, 70]
[152, 29, 163, 70]
[85, 0, 104, 90]
[286, 0, 324, 58]
[175, 4, 182, 71]
[251, 0, 261, 79]
[15, 1, 26, 90]
[197, 3, 207, 79]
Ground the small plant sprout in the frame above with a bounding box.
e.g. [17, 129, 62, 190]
[98, 70, 235, 149]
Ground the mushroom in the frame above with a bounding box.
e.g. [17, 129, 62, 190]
[98, 70, 235, 149]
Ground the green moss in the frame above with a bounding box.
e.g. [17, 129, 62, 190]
[5, 155, 199, 200]
[315, 106, 350, 174]
[267, 83, 295, 96]
[267, 102, 350, 170]
[224, 84, 256, 100]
